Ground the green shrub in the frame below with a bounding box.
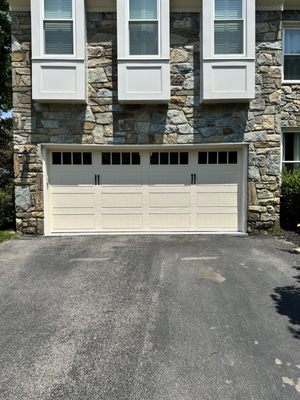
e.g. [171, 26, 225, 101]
[281, 170, 300, 230]
[0, 184, 15, 230]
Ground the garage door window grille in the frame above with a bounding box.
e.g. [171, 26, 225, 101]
[198, 151, 238, 165]
[52, 152, 92, 165]
[150, 152, 189, 165]
[101, 152, 141, 165]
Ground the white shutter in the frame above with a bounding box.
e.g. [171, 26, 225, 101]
[129, 0, 157, 20]
[44, 0, 72, 19]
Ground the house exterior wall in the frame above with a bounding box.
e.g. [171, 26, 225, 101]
[11, 10, 299, 234]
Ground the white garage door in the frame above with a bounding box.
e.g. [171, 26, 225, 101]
[47, 149, 244, 233]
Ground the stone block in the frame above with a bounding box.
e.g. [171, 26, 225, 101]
[15, 185, 31, 212]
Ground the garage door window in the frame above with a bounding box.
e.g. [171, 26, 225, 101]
[198, 151, 238, 164]
[52, 152, 92, 165]
[102, 152, 141, 165]
[150, 152, 189, 165]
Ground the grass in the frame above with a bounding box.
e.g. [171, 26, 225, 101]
[0, 231, 19, 243]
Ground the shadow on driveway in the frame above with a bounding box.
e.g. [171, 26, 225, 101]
[271, 266, 300, 339]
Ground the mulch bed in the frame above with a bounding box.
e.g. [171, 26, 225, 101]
[276, 228, 300, 248]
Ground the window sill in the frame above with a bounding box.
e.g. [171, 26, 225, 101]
[32, 57, 85, 62]
[282, 80, 300, 84]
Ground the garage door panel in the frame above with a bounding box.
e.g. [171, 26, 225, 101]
[196, 184, 238, 193]
[101, 214, 143, 229]
[197, 193, 237, 207]
[197, 207, 237, 214]
[149, 192, 190, 208]
[102, 193, 143, 208]
[149, 213, 191, 229]
[197, 213, 238, 229]
[52, 192, 95, 208]
[52, 214, 96, 231]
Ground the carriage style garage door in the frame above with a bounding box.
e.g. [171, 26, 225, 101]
[46, 148, 245, 234]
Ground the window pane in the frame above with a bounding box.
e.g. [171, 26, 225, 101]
[180, 152, 189, 165]
[285, 30, 300, 54]
[102, 153, 111, 165]
[218, 152, 228, 164]
[112, 153, 121, 165]
[73, 152, 82, 165]
[284, 55, 300, 80]
[83, 152, 92, 165]
[215, 0, 242, 19]
[160, 153, 169, 165]
[52, 152, 61, 164]
[198, 152, 207, 164]
[170, 152, 179, 165]
[122, 153, 131, 165]
[132, 153, 141, 165]
[45, 21, 73, 54]
[129, 22, 158, 55]
[215, 21, 243, 54]
[130, 0, 157, 19]
[63, 152, 71, 165]
[44, 0, 72, 19]
[228, 151, 238, 164]
[150, 152, 159, 165]
[284, 132, 300, 162]
[208, 152, 218, 164]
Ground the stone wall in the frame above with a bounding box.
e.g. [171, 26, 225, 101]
[12, 10, 297, 234]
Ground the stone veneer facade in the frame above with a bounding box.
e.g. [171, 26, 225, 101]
[11, 10, 300, 234]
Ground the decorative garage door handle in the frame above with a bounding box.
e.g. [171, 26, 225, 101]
[94, 174, 101, 185]
[191, 174, 196, 185]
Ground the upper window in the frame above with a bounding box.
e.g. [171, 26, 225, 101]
[214, 0, 244, 55]
[282, 132, 300, 171]
[44, 0, 74, 55]
[284, 28, 300, 81]
[129, 0, 159, 55]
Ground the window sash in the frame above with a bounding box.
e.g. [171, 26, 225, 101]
[284, 29, 300, 81]
[129, 21, 159, 55]
[215, 0, 242, 20]
[44, 0, 72, 19]
[214, 0, 244, 55]
[283, 133, 300, 169]
[128, 0, 159, 56]
[214, 21, 244, 54]
[43, 0, 74, 55]
[129, 0, 157, 20]
[44, 21, 74, 54]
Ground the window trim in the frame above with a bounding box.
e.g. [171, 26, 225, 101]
[41, 0, 76, 58]
[283, 25, 300, 84]
[125, 0, 161, 60]
[213, 0, 246, 57]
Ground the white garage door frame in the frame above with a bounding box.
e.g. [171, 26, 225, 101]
[42, 143, 248, 235]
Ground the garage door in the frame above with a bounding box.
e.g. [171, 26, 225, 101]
[47, 149, 244, 233]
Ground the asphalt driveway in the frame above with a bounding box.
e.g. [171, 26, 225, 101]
[0, 234, 299, 400]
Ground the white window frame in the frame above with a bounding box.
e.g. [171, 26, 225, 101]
[281, 129, 300, 171]
[41, 0, 76, 58]
[283, 25, 300, 84]
[126, 0, 161, 59]
[213, 0, 246, 57]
